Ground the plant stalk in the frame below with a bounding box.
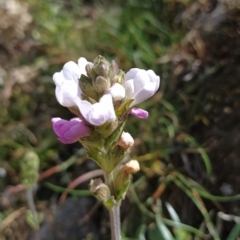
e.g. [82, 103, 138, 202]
[105, 172, 121, 240]
[109, 204, 121, 240]
[26, 185, 40, 240]
[26, 185, 38, 224]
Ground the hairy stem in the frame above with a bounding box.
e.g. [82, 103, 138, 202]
[109, 204, 121, 240]
[105, 172, 121, 240]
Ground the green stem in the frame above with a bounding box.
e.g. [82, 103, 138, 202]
[109, 204, 121, 240]
[26, 185, 40, 240]
[105, 172, 121, 240]
[26, 186, 37, 224]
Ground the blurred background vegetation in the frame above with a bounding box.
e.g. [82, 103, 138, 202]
[1, 0, 240, 239]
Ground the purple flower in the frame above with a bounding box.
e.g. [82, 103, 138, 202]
[129, 108, 149, 119]
[52, 117, 90, 144]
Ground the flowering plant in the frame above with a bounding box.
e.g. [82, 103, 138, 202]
[52, 55, 160, 240]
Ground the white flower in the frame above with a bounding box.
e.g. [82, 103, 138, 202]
[75, 94, 116, 126]
[53, 57, 92, 107]
[108, 83, 126, 101]
[124, 68, 160, 106]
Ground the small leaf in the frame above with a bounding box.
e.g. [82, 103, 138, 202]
[25, 210, 44, 230]
[155, 213, 174, 240]
[226, 223, 240, 240]
[103, 196, 116, 209]
[166, 202, 184, 239]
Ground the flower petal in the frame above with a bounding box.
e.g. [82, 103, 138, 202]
[108, 83, 126, 100]
[131, 80, 158, 106]
[123, 79, 134, 99]
[129, 108, 149, 118]
[133, 70, 150, 93]
[124, 68, 160, 106]
[147, 70, 160, 92]
[62, 61, 81, 82]
[52, 117, 90, 144]
[78, 57, 92, 76]
[125, 68, 140, 80]
[77, 94, 116, 126]
[53, 71, 64, 86]
[53, 58, 93, 108]
[55, 80, 81, 107]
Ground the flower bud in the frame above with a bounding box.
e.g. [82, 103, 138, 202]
[111, 70, 125, 85]
[129, 108, 149, 119]
[117, 132, 134, 150]
[89, 178, 111, 202]
[85, 64, 97, 81]
[21, 151, 40, 188]
[93, 76, 111, 96]
[121, 160, 140, 174]
[112, 167, 130, 201]
[93, 55, 111, 77]
[79, 74, 99, 100]
[95, 119, 118, 138]
[109, 60, 119, 79]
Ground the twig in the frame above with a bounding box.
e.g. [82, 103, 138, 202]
[79, 201, 101, 225]
[0, 207, 26, 231]
[59, 169, 103, 203]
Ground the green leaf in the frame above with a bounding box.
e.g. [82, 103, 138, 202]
[155, 213, 174, 240]
[137, 224, 147, 240]
[115, 178, 130, 201]
[166, 202, 184, 239]
[105, 121, 125, 149]
[226, 223, 240, 240]
[115, 99, 134, 117]
[103, 196, 116, 209]
[169, 175, 221, 240]
[196, 147, 212, 175]
[25, 210, 44, 230]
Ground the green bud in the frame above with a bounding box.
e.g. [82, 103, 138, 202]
[21, 151, 40, 188]
[93, 76, 111, 96]
[111, 70, 125, 85]
[115, 99, 134, 117]
[93, 55, 111, 77]
[80, 134, 105, 152]
[25, 210, 44, 230]
[112, 167, 131, 201]
[109, 60, 119, 80]
[104, 146, 130, 174]
[89, 178, 111, 202]
[95, 119, 118, 138]
[79, 74, 99, 100]
[85, 64, 97, 81]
